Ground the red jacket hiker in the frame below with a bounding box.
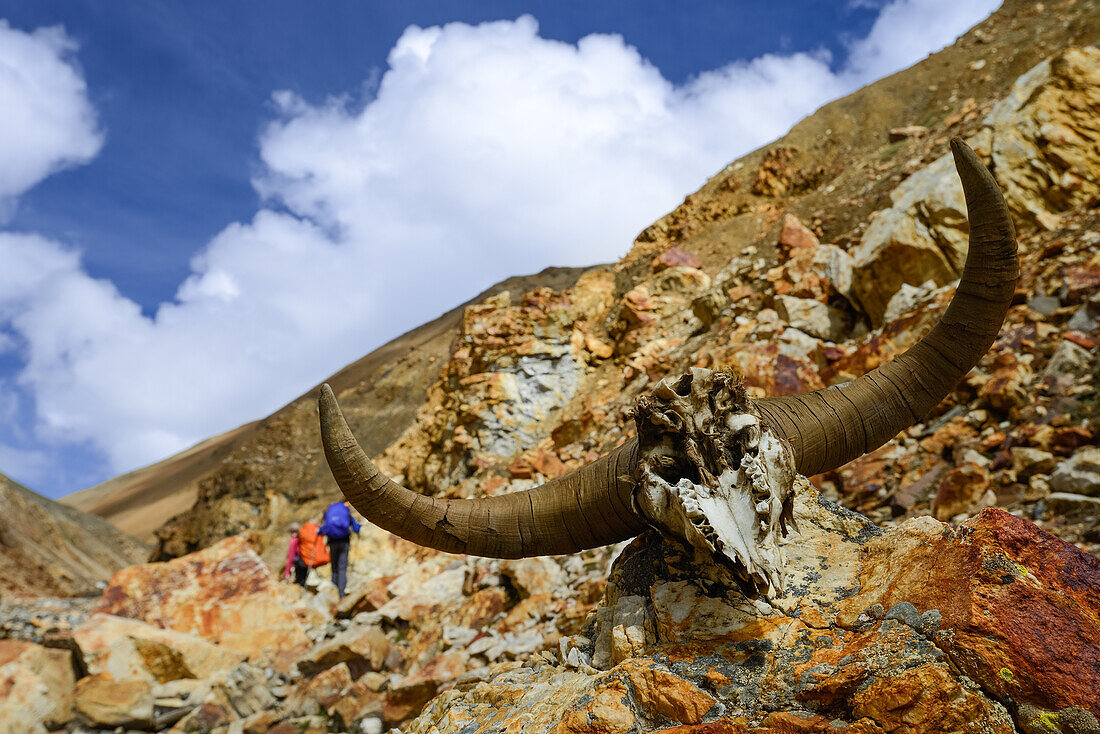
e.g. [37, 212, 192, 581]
[283, 523, 308, 586]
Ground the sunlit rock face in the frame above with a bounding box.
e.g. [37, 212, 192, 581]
[633, 367, 796, 598]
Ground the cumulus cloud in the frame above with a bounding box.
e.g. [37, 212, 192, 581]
[0, 21, 102, 216]
[844, 0, 999, 81]
[0, 1, 999, 493]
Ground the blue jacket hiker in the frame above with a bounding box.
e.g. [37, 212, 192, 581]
[321, 501, 361, 597]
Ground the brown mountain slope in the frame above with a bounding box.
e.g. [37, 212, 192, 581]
[62, 267, 590, 546]
[0, 472, 148, 599]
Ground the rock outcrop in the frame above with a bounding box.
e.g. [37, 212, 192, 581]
[850, 45, 1100, 325]
[95, 534, 311, 670]
[408, 482, 1099, 733]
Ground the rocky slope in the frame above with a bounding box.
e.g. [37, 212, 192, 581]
[3, 479, 1097, 733]
[0, 472, 148, 600]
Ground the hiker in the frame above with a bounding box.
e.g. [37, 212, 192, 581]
[321, 500, 360, 597]
[287, 520, 330, 588]
[283, 523, 308, 587]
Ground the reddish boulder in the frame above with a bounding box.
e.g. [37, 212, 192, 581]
[836, 509, 1100, 719]
[652, 247, 703, 272]
[96, 534, 310, 670]
[384, 651, 467, 724]
[0, 640, 75, 731]
[284, 662, 353, 717]
[932, 462, 993, 520]
[777, 213, 820, 255]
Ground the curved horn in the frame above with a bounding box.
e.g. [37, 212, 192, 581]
[319, 384, 647, 557]
[754, 138, 1018, 476]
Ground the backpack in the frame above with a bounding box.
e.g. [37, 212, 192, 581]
[298, 522, 330, 568]
[323, 502, 352, 539]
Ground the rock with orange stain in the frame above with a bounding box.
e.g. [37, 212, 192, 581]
[0, 640, 75, 732]
[850, 664, 1014, 732]
[384, 650, 468, 724]
[74, 612, 245, 683]
[621, 660, 717, 724]
[95, 534, 310, 671]
[708, 342, 824, 397]
[653, 247, 704, 272]
[977, 352, 1032, 414]
[834, 508, 1100, 721]
[931, 462, 993, 520]
[777, 214, 820, 255]
[283, 662, 353, 717]
[402, 481, 1100, 734]
[554, 678, 636, 734]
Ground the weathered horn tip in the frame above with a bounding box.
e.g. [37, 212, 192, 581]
[318, 383, 341, 431]
[948, 137, 984, 169]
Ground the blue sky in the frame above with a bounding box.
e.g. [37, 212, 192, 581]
[0, 0, 999, 498]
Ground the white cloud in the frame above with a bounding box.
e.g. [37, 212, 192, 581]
[844, 0, 999, 82]
[0, 1, 999, 491]
[0, 21, 102, 216]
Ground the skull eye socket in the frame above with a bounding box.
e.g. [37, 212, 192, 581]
[652, 453, 701, 486]
[670, 373, 693, 397]
[723, 439, 744, 470]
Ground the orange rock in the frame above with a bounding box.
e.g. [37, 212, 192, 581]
[1050, 425, 1094, 455]
[837, 509, 1100, 717]
[553, 678, 636, 734]
[74, 612, 245, 683]
[384, 651, 467, 724]
[980, 431, 1007, 452]
[836, 444, 894, 509]
[932, 462, 991, 520]
[507, 455, 536, 479]
[174, 701, 234, 732]
[655, 720, 753, 734]
[584, 332, 615, 359]
[756, 712, 883, 733]
[726, 284, 755, 303]
[977, 353, 1032, 413]
[620, 661, 716, 724]
[330, 678, 384, 729]
[284, 662, 353, 716]
[0, 640, 74, 730]
[532, 449, 569, 479]
[454, 587, 509, 630]
[502, 557, 566, 598]
[337, 574, 398, 618]
[72, 673, 153, 730]
[918, 417, 976, 456]
[652, 247, 703, 272]
[620, 287, 657, 327]
[296, 626, 390, 678]
[96, 534, 310, 671]
[777, 214, 820, 254]
[851, 664, 1014, 733]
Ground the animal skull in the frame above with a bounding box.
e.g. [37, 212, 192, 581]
[633, 368, 796, 597]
